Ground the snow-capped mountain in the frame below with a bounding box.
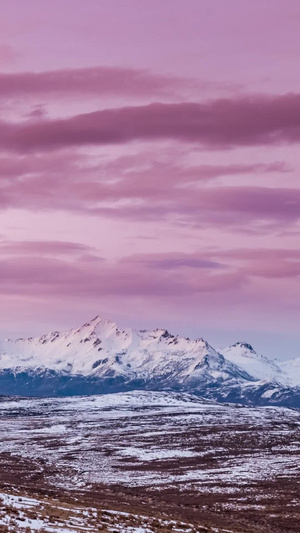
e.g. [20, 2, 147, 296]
[278, 357, 300, 387]
[219, 341, 288, 384]
[0, 316, 300, 406]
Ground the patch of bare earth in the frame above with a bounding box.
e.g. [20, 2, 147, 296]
[0, 393, 299, 532]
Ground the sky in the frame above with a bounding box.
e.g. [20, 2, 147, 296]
[0, 0, 300, 359]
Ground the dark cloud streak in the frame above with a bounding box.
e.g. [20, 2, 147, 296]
[0, 66, 193, 99]
[1, 94, 300, 152]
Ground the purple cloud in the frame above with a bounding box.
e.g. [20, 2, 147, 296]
[1, 94, 300, 152]
[0, 240, 93, 256]
[0, 147, 296, 234]
[0, 66, 193, 99]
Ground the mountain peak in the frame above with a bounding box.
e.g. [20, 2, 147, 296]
[79, 315, 117, 331]
[82, 315, 105, 327]
[90, 315, 102, 323]
[232, 342, 255, 352]
[0, 315, 298, 404]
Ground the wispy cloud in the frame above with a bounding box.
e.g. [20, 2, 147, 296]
[0, 148, 294, 234]
[0, 66, 196, 99]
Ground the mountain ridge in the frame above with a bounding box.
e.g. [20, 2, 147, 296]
[0, 315, 299, 405]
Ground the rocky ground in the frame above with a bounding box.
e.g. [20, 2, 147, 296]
[0, 391, 299, 532]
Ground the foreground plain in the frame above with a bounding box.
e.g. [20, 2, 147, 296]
[0, 391, 299, 532]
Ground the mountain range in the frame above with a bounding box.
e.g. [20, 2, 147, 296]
[0, 315, 299, 406]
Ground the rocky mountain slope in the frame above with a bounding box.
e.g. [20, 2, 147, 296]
[0, 315, 299, 405]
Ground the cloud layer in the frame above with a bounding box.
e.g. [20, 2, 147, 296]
[0, 66, 194, 99]
[1, 94, 300, 153]
[1, 0, 300, 356]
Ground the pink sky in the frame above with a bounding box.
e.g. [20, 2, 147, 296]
[0, 0, 300, 358]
